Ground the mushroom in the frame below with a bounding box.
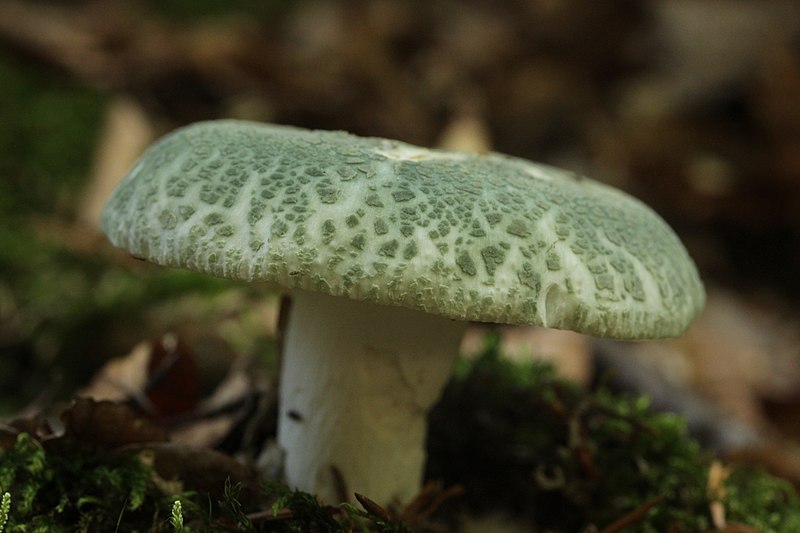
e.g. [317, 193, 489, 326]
[101, 120, 705, 505]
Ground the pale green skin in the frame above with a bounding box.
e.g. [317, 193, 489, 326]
[101, 120, 704, 340]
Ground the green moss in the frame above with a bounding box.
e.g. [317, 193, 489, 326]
[0, 222, 240, 414]
[428, 334, 800, 531]
[262, 481, 412, 533]
[725, 467, 800, 532]
[0, 433, 415, 532]
[0, 434, 157, 532]
[0, 50, 109, 410]
[0, 52, 105, 217]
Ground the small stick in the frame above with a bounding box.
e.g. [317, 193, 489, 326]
[599, 494, 666, 533]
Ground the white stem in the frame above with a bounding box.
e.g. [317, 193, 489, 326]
[277, 289, 467, 505]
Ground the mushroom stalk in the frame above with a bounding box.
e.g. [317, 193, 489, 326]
[278, 289, 467, 505]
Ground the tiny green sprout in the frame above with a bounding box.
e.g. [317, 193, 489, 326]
[170, 499, 184, 532]
[0, 492, 10, 533]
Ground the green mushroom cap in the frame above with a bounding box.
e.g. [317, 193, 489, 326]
[101, 120, 705, 339]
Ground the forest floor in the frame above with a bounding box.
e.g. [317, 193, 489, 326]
[1, 1, 800, 531]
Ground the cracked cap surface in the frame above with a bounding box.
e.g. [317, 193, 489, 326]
[101, 120, 705, 339]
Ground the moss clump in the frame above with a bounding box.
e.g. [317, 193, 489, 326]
[0, 433, 418, 532]
[725, 467, 800, 531]
[0, 433, 157, 532]
[427, 334, 800, 532]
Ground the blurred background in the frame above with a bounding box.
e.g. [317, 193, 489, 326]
[1, 0, 800, 489]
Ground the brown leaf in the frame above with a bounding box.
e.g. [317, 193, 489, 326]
[145, 334, 202, 418]
[126, 442, 261, 506]
[81, 334, 202, 420]
[61, 397, 169, 448]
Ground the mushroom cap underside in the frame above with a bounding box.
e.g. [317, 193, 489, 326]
[101, 120, 705, 339]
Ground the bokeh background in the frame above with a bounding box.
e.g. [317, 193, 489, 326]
[2, 0, 800, 493]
